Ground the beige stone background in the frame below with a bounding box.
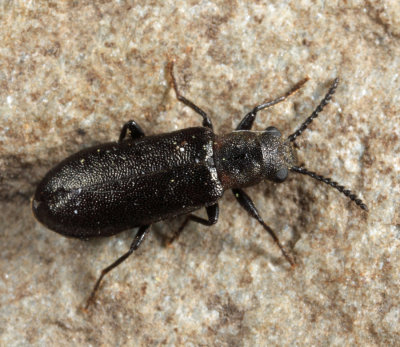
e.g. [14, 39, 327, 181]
[1, 1, 399, 346]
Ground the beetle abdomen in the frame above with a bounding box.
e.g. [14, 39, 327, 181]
[32, 127, 224, 239]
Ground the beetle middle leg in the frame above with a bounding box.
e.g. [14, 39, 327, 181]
[85, 224, 150, 308]
[236, 77, 309, 131]
[119, 120, 145, 142]
[167, 203, 219, 246]
[232, 188, 295, 266]
[167, 61, 214, 130]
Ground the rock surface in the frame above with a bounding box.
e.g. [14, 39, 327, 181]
[1, 1, 399, 346]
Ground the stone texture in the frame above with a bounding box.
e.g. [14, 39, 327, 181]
[1, 1, 399, 346]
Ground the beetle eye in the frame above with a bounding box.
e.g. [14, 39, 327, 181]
[274, 167, 288, 182]
[265, 126, 281, 137]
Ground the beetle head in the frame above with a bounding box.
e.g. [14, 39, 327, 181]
[259, 126, 296, 183]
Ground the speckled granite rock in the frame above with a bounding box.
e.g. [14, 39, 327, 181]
[1, 1, 399, 346]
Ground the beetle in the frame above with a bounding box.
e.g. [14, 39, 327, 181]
[32, 62, 368, 307]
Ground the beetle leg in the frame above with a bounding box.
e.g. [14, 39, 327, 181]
[167, 61, 213, 130]
[236, 77, 309, 130]
[167, 203, 219, 246]
[119, 120, 145, 142]
[232, 188, 295, 266]
[85, 224, 150, 308]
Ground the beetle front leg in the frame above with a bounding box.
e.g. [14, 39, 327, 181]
[85, 224, 150, 308]
[236, 77, 309, 130]
[167, 203, 219, 246]
[119, 120, 145, 142]
[232, 188, 295, 266]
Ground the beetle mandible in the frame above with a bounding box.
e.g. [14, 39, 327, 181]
[32, 62, 368, 307]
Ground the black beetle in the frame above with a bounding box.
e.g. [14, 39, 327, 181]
[32, 62, 368, 306]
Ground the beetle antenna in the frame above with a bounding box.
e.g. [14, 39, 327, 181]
[288, 78, 339, 142]
[290, 166, 368, 211]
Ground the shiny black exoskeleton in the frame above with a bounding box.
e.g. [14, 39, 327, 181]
[32, 63, 368, 306]
[33, 127, 223, 238]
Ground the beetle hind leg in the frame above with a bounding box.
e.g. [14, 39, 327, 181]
[85, 224, 150, 309]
